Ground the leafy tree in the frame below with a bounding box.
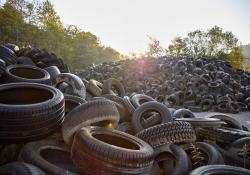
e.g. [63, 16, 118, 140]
[146, 36, 165, 57]
[166, 26, 243, 69]
[0, 0, 122, 70]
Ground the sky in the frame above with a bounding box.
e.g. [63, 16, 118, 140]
[50, 0, 250, 55]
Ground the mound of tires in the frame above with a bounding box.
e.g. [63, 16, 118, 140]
[0, 44, 250, 175]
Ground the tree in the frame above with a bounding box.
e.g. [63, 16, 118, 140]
[166, 26, 243, 69]
[146, 36, 165, 57]
[0, 0, 122, 70]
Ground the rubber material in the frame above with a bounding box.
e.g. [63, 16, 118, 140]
[136, 121, 196, 148]
[71, 126, 154, 175]
[62, 99, 120, 145]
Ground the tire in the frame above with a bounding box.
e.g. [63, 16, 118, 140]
[64, 94, 86, 114]
[154, 144, 192, 175]
[0, 162, 45, 175]
[131, 94, 155, 108]
[3, 43, 19, 53]
[0, 83, 65, 143]
[227, 137, 250, 160]
[102, 94, 131, 122]
[44, 66, 61, 81]
[124, 96, 136, 114]
[207, 113, 243, 130]
[181, 142, 224, 169]
[0, 45, 17, 65]
[54, 73, 86, 99]
[4, 64, 51, 85]
[102, 78, 125, 97]
[117, 122, 135, 135]
[71, 126, 154, 175]
[175, 118, 223, 128]
[132, 101, 173, 133]
[136, 121, 196, 148]
[197, 127, 250, 145]
[18, 140, 79, 175]
[210, 142, 250, 169]
[62, 99, 120, 145]
[172, 108, 195, 118]
[189, 165, 250, 175]
[16, 56, 35, 66]
[86, 79, 103, 97]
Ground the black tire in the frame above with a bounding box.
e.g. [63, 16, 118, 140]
[4, 64, 51, 85]
[64, 94, 86, 114]
[102, 94, 131, 122]
[54, 73, 86, 99]
[136, 121, 196, 148]
[18, 140, 79, 175]
[71, 126, 154, 175]
[181, 142, 224, 169]
[132, 101, 173, 133]
[0, 162, 45, 175]
[16, 56, 35, 66]
[227, 137, 250, 160]
[172, 108, 195, 118]
[154, 144, 192, 175]
[197, 127, 250, 145]
[44, 66, 61, 81]
[102, 78, 125, 97]
[0, 83, 65, 143]
[175, 118, 223, 128]
[131, 94, 155, 108]
[86, 79, 103, 97]
[207, 113, 243, 130]
[124, 96, 136, 113]
[189, 165, 250, 175]
[3, 43, 19, 53]
[210, 142, 250, 169]
[117, 122, 135, 135]
[0, 45, 17, 65]
[62, 99, 120, 145]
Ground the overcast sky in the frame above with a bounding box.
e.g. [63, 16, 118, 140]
[50, 0, 250, 55]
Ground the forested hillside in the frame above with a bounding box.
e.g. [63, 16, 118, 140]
[0, 0, 123, 70]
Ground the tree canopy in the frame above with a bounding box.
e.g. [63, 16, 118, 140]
[0, 0, 123, 70]
[146, 26, 246, 70]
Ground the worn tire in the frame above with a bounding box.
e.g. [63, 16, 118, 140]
[4, 64, 51, 85]
[181, 142, 224, 169]
[102, 78, 125, 97]
[62, 99, 120, 145]
[131, 94, 155, 108]
[207, 113, 243, 130]
[18, 140, 79, 175]
[102, 94, 131, 122]
[86, 79, 103, 96]
[172, 108, 195, 118]
[132, 101, 173, 133]
[175, 118, 223, 128]
[117, 122, 135, 135]
[189, 165, 250, 175]
[0, 162, 45, 175]
[0, 83, 65, 143]
[54, 73, 86, 99]
[197, 127, 250, 145]
[44, 66, 61, 81]
[136, 121, 196, 148]
[0, 45, 17, 65]
[154, 144, 192, 175]
[64, 94, 86, 114]
[71, 126, 154, 175]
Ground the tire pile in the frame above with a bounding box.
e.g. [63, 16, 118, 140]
[76, 57, 250, 113]
[0, 44, 250, 175]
